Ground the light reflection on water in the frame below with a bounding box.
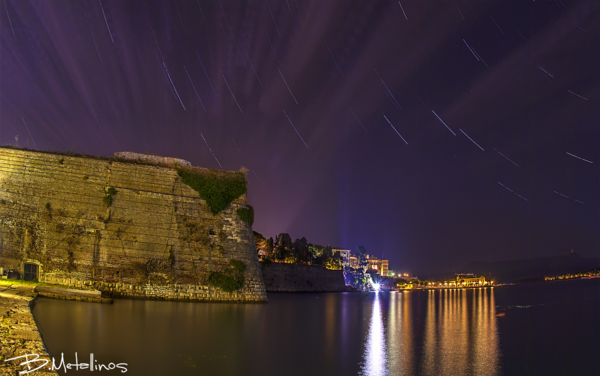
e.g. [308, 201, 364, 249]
[360, 292, 386, 376]
[31, 286, 533, 375]
[361, 288, 500, 376]
[32, 279, 600, 375]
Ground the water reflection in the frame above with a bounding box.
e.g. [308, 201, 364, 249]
[387, 291, 414, 375]
[34, 287, 502, 375]
[361, 292, 387, 376]
[362, 288, 500, 375]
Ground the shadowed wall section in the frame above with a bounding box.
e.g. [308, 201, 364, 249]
[0, 147, 266, 303]
[262, 263, 346, 292]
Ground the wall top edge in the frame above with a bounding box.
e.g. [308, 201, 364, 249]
[0, 146, 243, 176]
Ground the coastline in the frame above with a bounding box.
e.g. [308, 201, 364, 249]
[0, 284, 58, 375]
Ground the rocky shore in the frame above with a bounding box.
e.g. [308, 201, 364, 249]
[0, 285, 58, 376]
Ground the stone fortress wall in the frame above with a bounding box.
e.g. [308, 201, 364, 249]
[0, 147, 266, 303]
[261, 263, 347, 292]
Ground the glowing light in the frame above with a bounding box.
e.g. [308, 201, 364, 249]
[361, 293, 386, 375]
[373, 283, 381, 291]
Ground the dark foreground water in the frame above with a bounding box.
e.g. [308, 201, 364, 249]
[32, 279, 600, 375]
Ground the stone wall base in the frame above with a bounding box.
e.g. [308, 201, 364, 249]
[39, 275, 268, 303]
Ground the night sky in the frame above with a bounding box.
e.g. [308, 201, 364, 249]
[1, 0, 598, 274]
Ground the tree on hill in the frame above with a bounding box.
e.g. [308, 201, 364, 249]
[345, 246, 370, 291]
[265, 237, 274, 256]
[274, 233, 292, 261]
[274, 233, 292, 250]
[357, 245, 369, 273]
[323, 255, 343, 270]
[308, 244, 323, 259]
[292, 237, 311, 264]
[316, 245, 341, 270]
[322, 245, 333, 259]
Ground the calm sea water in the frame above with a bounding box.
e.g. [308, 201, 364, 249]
[32, 279, 600, 375]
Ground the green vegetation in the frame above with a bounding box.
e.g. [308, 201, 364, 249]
[176, 167, 247, 215]
[273, 233, 292, 261]
[167, 245, 175, 267]
[103, 186, 117, 207]
[236, 205, 254, 226]
[256, 232, 342, 268]
[208, 259, 246, 293]
[323, 257, 343, 270]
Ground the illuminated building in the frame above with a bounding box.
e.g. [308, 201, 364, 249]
[367, 256, 382, 274]
[343, 251, 388, 275]
[381, 260, 389, 277]
[365, 256, 389, 276]
[443, 273, 490, 287]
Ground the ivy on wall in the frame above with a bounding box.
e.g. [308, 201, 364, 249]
[103, 186, 117, 207]
[176, 167, 247, 215]
[208, 259, 246, 292]
[236, 205, 254, 226]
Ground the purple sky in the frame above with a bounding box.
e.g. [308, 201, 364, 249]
[1, 0, 598, 274]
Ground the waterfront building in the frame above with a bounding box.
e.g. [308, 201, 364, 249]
[367, 256, 382, 274]
[381, 260, 389, 277]
[365, 256, 387, 276]
[443, 273, 491, 287]
[343, 251, 388, 276]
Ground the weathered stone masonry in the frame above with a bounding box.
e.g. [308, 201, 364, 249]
[0, 147, 267, 303]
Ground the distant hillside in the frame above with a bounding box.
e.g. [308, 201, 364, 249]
[421, 252, 600, 283]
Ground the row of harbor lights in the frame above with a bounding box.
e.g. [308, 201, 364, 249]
[442, 281, 494, 288]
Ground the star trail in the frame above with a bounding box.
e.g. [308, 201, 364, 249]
[1, 0, 598, 274]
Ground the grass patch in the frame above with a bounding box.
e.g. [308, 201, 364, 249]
[208, 259, 246, 293]
[236, 205, 254, 226]
[176, 167, 247, 215]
